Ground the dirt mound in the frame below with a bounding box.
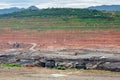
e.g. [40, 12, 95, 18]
[0, 42, 31, 52]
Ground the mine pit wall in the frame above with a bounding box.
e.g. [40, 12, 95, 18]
[0, 49, 120, 72]
[34, 57, 120, 72]
[0, 55, 120, 72]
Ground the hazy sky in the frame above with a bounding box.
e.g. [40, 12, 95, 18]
[0, 0, 120, 9]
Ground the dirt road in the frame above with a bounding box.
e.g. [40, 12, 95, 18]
[0, 67, 120, 80]
[29, 43, 37, 51]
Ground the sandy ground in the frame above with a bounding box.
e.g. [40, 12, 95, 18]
[0, 67, 120, 80]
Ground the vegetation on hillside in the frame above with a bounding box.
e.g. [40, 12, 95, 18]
[0, 8, 119, 30]
[0, 8, 112, 19]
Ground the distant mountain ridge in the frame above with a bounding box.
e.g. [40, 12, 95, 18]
[0, 6, 39, 14]
[0, 5, 120, 15]
[88, 5, 120, 11]
[0, 7, 24, 14]
[0, 5, 120, 14]
[28, 6, 39, 10]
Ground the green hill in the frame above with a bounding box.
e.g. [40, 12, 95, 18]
[0, 8, 119, 31]
[0, 8, 111, 19]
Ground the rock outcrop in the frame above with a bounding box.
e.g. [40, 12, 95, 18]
[0, 49, 120, 72]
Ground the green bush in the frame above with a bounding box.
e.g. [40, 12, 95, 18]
[56, 65, 66, 70]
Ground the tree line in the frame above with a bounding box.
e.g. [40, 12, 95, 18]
[0, 8, 113, 19]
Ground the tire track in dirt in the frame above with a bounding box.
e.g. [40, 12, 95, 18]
[29, 43, 37, 51]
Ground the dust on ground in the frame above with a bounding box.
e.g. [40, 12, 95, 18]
[0, 67, 120, 80]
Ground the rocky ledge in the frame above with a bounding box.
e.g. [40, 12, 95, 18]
[0, 49, 120, 72]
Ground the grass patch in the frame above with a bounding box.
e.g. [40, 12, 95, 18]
[0, 64, 21, 68]
[0, 17, 119, 31]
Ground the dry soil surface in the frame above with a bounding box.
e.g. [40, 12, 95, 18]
[0, 29, 120, 51]
[0, 67, 120, 80]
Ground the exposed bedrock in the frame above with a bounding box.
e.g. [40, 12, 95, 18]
[0, 49, 120, 72]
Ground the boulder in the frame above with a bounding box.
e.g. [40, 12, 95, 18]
[75, 63, 86, 69]
[45, 59, 55, 68]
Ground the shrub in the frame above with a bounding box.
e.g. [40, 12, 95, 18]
[56, 65, 66, 70]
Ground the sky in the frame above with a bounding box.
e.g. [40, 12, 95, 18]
[0, 0, 120, 9]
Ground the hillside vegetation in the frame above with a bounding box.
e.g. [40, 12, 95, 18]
[0, 8, 120, 30]
[0, 8, 111, 18]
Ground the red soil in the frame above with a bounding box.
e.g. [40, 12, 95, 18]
[0, 28, 120, 51]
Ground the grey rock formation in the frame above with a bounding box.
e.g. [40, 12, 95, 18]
[0, 49, 120, 72]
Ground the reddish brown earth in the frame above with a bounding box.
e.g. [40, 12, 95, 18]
[0, 28, 120, 51]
